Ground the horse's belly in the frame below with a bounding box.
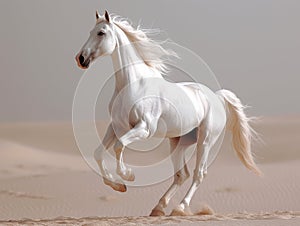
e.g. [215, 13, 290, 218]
[154, 112, 201, 138]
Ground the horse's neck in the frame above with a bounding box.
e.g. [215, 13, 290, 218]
[111, 27, 161, 92]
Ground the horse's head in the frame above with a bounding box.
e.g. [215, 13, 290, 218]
[76, 10, 117, 69]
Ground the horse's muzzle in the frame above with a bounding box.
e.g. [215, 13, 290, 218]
[75, 53, 90, 69]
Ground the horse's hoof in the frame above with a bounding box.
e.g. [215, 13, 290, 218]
[150, 208, 165, 216]
[170, 206, 192, 216]
[103, 178, 127, 192]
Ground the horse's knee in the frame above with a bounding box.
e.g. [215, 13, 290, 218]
[114, 140, 125, 155]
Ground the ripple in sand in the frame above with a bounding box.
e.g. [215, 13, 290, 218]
[0, 190, 52, 200]
[99, 195, 118, 202]
[215, 186, 240, 193]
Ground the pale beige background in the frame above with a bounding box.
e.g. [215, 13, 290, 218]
[0, 0, 299, 122]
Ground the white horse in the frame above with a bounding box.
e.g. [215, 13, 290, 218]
[75, 10, 261, 216]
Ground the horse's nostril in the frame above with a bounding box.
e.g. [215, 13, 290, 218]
[79, 55, 85, 65]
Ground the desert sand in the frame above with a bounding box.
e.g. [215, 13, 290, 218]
[0, 117, 299, 225]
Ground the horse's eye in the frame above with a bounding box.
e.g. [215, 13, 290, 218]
[98, 31, 105, 36]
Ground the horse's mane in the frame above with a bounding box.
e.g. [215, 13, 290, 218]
[101, 15, 177, 74]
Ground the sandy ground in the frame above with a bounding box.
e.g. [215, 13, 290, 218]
[0, 117, 299, 225]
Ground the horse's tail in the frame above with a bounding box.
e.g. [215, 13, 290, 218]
[216, 89, 262, 176]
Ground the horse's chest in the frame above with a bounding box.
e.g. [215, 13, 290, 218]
[110, 95, 147, 132]
[111, 104, 136, 132]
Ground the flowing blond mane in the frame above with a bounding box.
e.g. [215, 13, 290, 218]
[104, 16, 177, 74]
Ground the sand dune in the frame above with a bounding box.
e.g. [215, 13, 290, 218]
[0, 117, 299, 225]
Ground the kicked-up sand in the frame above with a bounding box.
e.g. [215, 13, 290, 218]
[0, 117, 299, 225]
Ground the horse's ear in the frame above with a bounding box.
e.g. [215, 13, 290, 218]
[96, 10, 100, 20]
[104, 10, 110, 23]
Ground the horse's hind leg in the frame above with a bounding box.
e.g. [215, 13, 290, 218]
[170, 119, 212, 216]
[150, 136, 194, 216]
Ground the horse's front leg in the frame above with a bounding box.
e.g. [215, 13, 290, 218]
[94, 123, 116, 175]
[94, 123, 127, 192]
[114, 120, 153, 181]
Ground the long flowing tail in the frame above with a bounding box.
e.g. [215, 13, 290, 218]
[216, 89, 262, 176]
